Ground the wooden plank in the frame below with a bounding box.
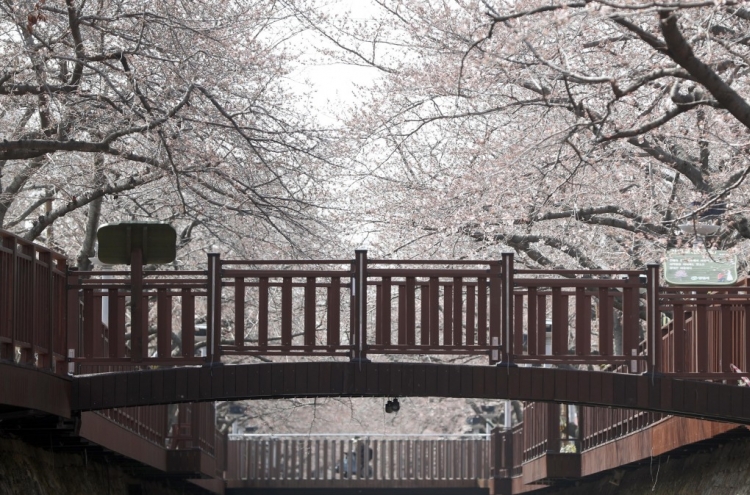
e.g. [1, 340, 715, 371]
[301, 362, 318, 394]
[472, 366, 485, 398]
[414, 362, 427, 396]
[281, 277, 293, 347]
[327, 277, 340, 348]
[209, 365, 224, 399]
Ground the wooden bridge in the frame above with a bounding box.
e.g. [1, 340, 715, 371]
[2, 228, 750, 493]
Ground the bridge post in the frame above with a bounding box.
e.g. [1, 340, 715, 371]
[500, 253, 514, 365]
[352, 250, 369, 362]
[206, 253, 222, 364]
[66, 268, 80, 374]
[647, 263, 661, 375]
[130, 245, 144, 362]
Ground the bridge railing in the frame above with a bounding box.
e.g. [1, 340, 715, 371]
[491, 424, 523, 479]
[512, 269, 648, 370]
[226, 433, 491, 483]
[67, 269, 208, 369]
[217, 257, 354, 358]
[658, 285, 750, 379]
[580, 405, 664, 451]
[0, 229, 67, 371]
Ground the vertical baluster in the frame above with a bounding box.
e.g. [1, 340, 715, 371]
[444, 283, 453, 346]
[697, 296, 709, 373]
[380, 277, 391, 346]
[466, 284, 475, 346]
[398, 284, 406, 345]
[478, 278, 487, 347]
[527, 287, 537, 356]
[327, 277, 340, 348]
[421, 285, 430, 345]
[576, 287, 591, 356]
[258, 277, 269, 348]
[552, 288, 567, 355]
[623, 277, 639, 361]
[83, 289, 94, 359]
[599, 287, 613, 356]
[430, 277, 440, 346]
[157, 288, 172, 358]
[234, 277, 245, 348]
[722, 303, 732, 373]
[281, 277, 292, 347]
[453, 277, 463, 346]
[109, 288, 120, 358]
[647, 264, 661, 374]
[376, 283, 382, 345]
[537, 293, 547, 356]
[181, 289, 195, 357]
[514, 293, 523, 354]
[305, 277, 316, 347]
[407, 277, 416, 346]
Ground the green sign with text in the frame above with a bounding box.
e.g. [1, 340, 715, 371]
[664, 251, 738, 286]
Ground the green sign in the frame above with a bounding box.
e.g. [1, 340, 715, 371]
[664, 250, 738, 286]
[97, 222, 176, 265]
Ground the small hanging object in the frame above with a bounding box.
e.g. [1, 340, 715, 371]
[385, 398, 400, 413]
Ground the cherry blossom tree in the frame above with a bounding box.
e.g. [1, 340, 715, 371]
[0, 0, 335, 268]
[295, 0, 750, 270]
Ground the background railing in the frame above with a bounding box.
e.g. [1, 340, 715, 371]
[226, 433, 491, 483]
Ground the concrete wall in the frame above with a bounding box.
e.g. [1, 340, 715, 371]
[0, 436, 192, 495]
[546, 434, 750, 495]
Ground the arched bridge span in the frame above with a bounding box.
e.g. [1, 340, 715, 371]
[72, 362, 750, 425]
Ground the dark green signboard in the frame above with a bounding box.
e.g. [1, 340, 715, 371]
[97, 222, 176, 265]
[664, 250, 738, 286]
